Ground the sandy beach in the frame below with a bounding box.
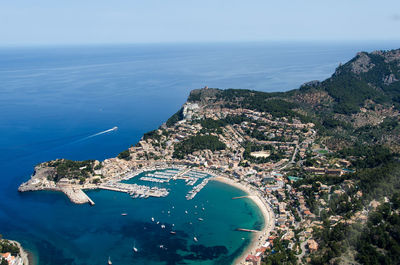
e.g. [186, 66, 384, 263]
[212, 176, 275, 265]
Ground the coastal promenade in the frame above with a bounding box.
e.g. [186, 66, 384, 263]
[212, 176, 275, 265]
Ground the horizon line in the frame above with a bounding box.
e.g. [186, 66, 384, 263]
[0, 39, 400, 49]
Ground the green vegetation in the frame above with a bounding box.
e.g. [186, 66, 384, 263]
[321, 71, 384, 114]
[222, 114, 252, 125]
[292, 142, 400, 264]
[117, 150, 131, 161]
[262, 238, 297, 265]
[200, 118, 225, 130]
[242, 142, 284, 164]
[94, 163, 102, 170]
[217, 89, 300, 118]
[356, 193, 400, 265]
[310, 222, 351, 264]
[310, 51, 400, 114]
[173, 135, 226, 159]
[337, 145, 393, 169]
[354, 117, 400, 145]
[166, 107, 184, 127]
[48, 159, 95, 182]
[197, 118, 226, 134]
[0, 239, 20, 256]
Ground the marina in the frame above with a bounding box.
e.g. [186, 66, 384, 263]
[186, 178, 210, 200]
[99, 182, 169, 198]
[121, 167, 214, 201]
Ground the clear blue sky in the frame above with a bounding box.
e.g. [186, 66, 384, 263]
[1, 0, 400, 45]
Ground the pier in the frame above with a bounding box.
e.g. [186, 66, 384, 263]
[186, 178, 210, 200]
[232, 195, 249, 199]
[236, 228, 261, 233]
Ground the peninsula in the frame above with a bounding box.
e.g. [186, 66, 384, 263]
[19, 48, 400, 264]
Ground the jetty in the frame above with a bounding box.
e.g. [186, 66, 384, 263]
[61, 187, 95, 205]
[232, 195, 249, 199]
[236, 228, 261, 233]
[186, 178, 210, 200]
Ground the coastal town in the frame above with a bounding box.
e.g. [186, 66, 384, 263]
[18, 85, 399, 264]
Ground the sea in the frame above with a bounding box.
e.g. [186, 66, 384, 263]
[0, 41, 398, 265]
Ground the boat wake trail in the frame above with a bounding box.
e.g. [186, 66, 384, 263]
[72, 126, 118, 143]
[86, 126, 118, 139]
[0, 126, 119, 164]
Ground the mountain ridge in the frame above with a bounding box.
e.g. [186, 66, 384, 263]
[185, 48, 400, 151]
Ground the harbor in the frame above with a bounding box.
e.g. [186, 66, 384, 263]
[121, 167, 214, 201]
[22, 165, 216, 205]
[97, 165, 216, 200]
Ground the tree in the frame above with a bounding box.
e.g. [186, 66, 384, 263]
[117, 150, 131, 160]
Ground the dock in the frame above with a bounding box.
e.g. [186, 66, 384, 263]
[99, 182, 169, 198]
[186, 178, 210, 200]
[232, 195, 249, 199]
[236, 228, 261, 233]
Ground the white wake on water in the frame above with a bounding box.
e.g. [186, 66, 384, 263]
[74, 126, 118, 143]
[86, 126, 118, 138]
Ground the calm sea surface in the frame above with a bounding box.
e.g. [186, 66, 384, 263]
[0, 42, 398, 264]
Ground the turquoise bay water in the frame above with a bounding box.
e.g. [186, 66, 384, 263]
[18, 172, 263, 265]
[0, 42, 399, 264]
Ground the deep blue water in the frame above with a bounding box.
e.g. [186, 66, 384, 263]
[0, 42, 399, 264]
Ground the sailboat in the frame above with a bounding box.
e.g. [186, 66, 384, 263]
[133, 241, 138, 253]
[108, 256, 112, 265]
